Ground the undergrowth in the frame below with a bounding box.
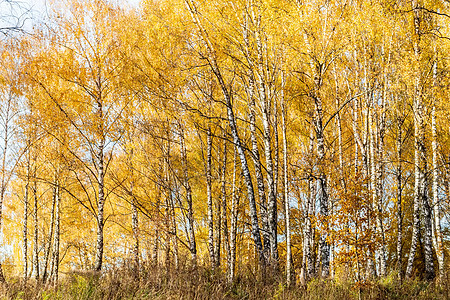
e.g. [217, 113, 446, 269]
[0, 265, 448, 299]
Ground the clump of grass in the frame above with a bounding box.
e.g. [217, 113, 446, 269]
[0, 265, 449, 299]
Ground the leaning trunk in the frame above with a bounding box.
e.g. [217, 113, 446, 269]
[243, 18, 270, 261]
[185, 0, 264, 267]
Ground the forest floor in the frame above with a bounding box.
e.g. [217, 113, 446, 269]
[0, 265, 449, 299]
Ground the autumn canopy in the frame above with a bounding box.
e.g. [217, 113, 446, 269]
[0, 0, 449, 291]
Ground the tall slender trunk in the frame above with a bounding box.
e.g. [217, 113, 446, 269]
[406, 0, 435, 280]
[206, 126, 216, 267]
[153, 183, 161, 265]
[164, 201, 171, 269]
[273, 93, 280, 261]
[169, 191, 179, 269]
[377, 52, 389, 277]
[214, 191, 222, 268]
[0, 95, 13, 283]
[266, 107, 278, 265]
[166, 131, 178, 269]
[422, 168, 435, 280]
[352, 69, 360, 177]
[281, 76, 292, 286]
[131, 195, 139, 271]
[255, 28, 277, 265]
[221, 135, 229, 270]
[369, 106, 387, 277]
[396, 115, 403, 281]
[361, 50, 376, 279]
[260, 90, 277, 266]
[432, 58, 444, 280]
[223, 30, 265, 272]
[304, 30, 329, 277]
[352, 93, 359, 278]
[185, 0, 264, 266]
[334, 70, 350, 276]
[405, 138, 421, 279]
[23, 157, 30, 280]
[33, 178, 39, 280]
[51, 180, 60, 284]
[214, 139, 222, 268]
[94, 98, 105, 271]
[180, 125, 197, 264]
[304, 125, 315, 279]
[163, 135, 171, 269]
[315, 102, 329, 278]
[248, 92, 270, 261]
[369, 109, 378, 277]
[43, 178, 57, 282]
[228, 146, 239, 283]
[126, 149, 139, 273]
[244, 18, 270, 261]
[94, 141, 105, 271]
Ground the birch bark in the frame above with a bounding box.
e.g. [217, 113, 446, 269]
[94, 99, 106, 272]
[180, 124, 197, 264]
[32, 178, 39, 280]
[281, 74, 292, 286]
[221, 135, 229, 270]
[23, 153, 30, 280]
[185, 0, 265, 267]
[227, 146, 239, 282]
[206, 126, 215, 267]
[396, 115, 403, 281]
[43, 178, 57, 282]
[242, 14, 270, 260]
[51, 180, 60, 284]
[432, 58, 444, 280]
[406, 0, 435, 280]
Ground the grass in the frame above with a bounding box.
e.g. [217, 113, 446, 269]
[0, 264, 448, 299]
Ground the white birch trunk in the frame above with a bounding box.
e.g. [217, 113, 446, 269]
[32, 178, 39, 280]
[432, 58, 444, 280]
[94, 98, 106, 271]
[185, 0, 265, 267]
[396, 115, 403, 281]
[206, 126, 215, 267]
[23, 156, 30, 280]
[221, 135, 229, 270]
[228, 146, 239, 283]
[180, 125, 197, 264]
[406, 0, 435, 279]
[43, 178, 57, 282]
[243, 15, 270, 261]
[281, 76, 292, 286]
[51, 180, 60, 284]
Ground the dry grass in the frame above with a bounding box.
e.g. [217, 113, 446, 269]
[0, 265, 448, 299]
